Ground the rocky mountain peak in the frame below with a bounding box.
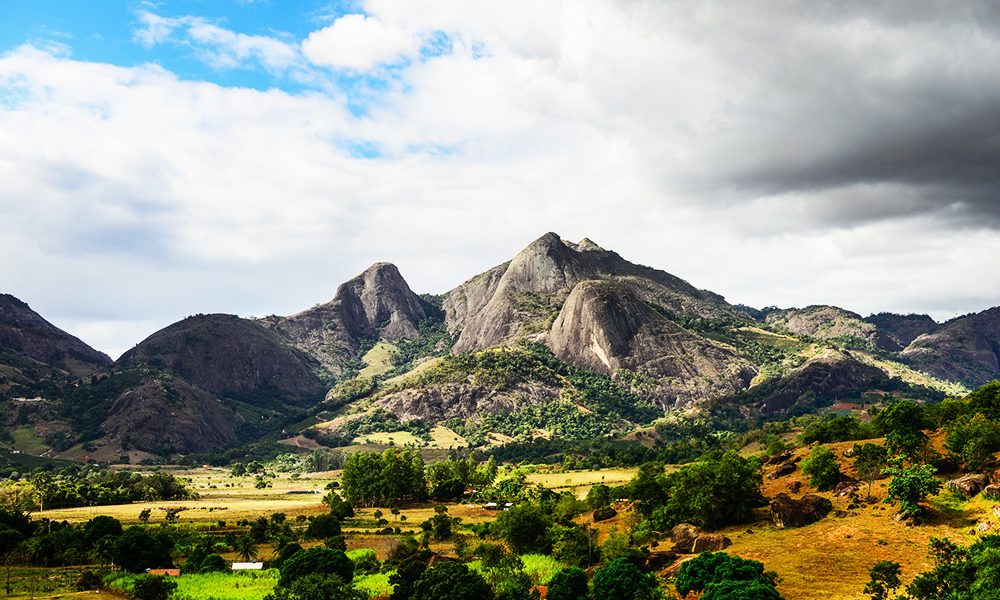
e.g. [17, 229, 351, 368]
[331, 261, 428, 341]
[0, 293, 112, 375]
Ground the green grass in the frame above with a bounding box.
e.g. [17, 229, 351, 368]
[520, 554, 564, 584]
[108, 570, 280, 600]
[11, 426, 49, 455]
[359, 341, 400, 377]
[354, 572, 394, 597]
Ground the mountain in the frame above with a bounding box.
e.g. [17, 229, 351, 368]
[118, 314, 325, 407]
[765, 305, 899, 351]
[548, 279, 755, 408]
[0, 293, 111, 381]
[864, 313, 938, 348]
[443, 233, 739, 354]
[265, 262, 434, 375]
[901, 307, 1000, 387]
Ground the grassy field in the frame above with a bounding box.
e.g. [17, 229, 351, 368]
[11, 426, 49, 455]
[39, 467, 336, 524]
[107, 570, 279, 600]
[525, 467, 637, 497]
[352, 431, 425, 446]
[359, 341, 400, 378]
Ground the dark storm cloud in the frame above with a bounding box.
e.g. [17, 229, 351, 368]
[672, 0, 1000, 227]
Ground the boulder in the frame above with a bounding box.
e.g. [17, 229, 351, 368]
[765, 450, 793, 465]
[644, 551, 679, 572]
[788, 481, 803, 493]
[834, 478, 861, 497]
[670, 523, 700, 553]
[983, 484, 1000, 500]
[770, 493, 833, 528]
[993, 505, 1000, 517]
[945, 474, 990, 499]
[660, 557, 695, 579]
[767, 462, 796, 479]
[973, 521, 992, 535]
[691, 534, 732, 553]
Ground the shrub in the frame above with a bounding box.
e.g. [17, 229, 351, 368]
[279, 547, 354, 587]
[675, 552, 778, 597]
[492, 502, 552, 554]
[884, 458, 941, 518]
[801, 446, 842, 490]
[592, 557, 662, 600]
[660, 451, 763, 529]
[411, 562, 493, 600]
[547, 566, 590, 600]
[130, 575, 177, 600]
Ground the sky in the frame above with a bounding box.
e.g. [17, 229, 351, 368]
[2, 1, 1000, 359]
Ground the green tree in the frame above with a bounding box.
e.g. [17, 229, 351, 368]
[112, 528, 173, 573]
[491, 502, 552, 554]
[967, 380, 1000, 420]
[592, 557, 662, 600]
[864, 560, 901, 600]
[660, 451, 763, 529]
[552, 524, 599, 567]
[236, 534, 258, 562]
[130, 575, 177, 600]
[945, 412, 1000, 471]
[801, 445, 842, 490]
[675, 551, 779, 597]
[265, 574, 367, 600]
[585, 484, 612, 510]
[703, 580, 783, 599]
[547, 566, 590, 600]
[279, 547, 354, 587]
[853, 443, 888, 500]
[388, 558, 426, 600]
[885, 458, 941, 519]
[411, 562, 493, 600]
[874, 401, 929, 458]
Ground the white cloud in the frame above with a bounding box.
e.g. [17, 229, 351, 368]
[302, 14, 415, 70]
[3, 1, 1000, 354]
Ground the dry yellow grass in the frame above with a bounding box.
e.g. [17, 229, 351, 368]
[526, 467, 638, 497]
[353, 431, 425, 446]
[429, 425, 467, 449]
[39, 468, 337, 524]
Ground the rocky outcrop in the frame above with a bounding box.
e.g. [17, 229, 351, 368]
[766, 305, 899, 351]
[669, 523, 701, 553]
[101, 375, 238, 453]
[770, 493, 833, 527]
[691, 534, 732, 553]
[767, 462, 797, 479]
[548, 280, 756, 408]
[751, 353, 888, 414]
[444, 232, 743, 354]
[0, 293, 112, 377]
[118, 314, 324, 407]
[945, 474, 990, 499]
[901, 307, 1000, 387]
[865, 313, 938, 347]
[268, 263, 432, 375]
[983, 484, 1000, 500]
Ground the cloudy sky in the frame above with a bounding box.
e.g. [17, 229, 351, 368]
[2, 1, 1000, 359]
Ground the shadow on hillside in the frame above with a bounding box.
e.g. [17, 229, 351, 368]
[923, 492, 977, 528]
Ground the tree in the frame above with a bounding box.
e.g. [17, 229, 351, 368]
[411, 562, 493, 600]
[967, 380, 1000, 420]
[702, 580, 783, 599]
[279, 547, 354, 587]
[853, 443, 888, 500]
[199, 554, 227, 573]
[801, 445, 842, 490]
[592, 557, 662, 600]
[659, 451, 763, 529]
[552, 524, 599, 567]
[130, 575, 177, 600]
[885, 458, 941, 518]
[585, 484, 612, 510]
[491, 502, 552, 554]
[389, 558, 426, 600]
[265, 574, 367, 600]
[945, 412, 1000, 471]
[675, 551, 779, 597]
[236, 534, 259, 562]
[341, 449, 428, 506]
[864, 560, 901, 600]
[421, 505, 457, 541]
[874, 401, 929, 458]
[547, 566, 590, 600]
[0, 527, 25, 595]
[112, 528, 173, 573]
[324, 491, 355, 520]
[306, 514, 343, 540]
[138, 508, 152, 525]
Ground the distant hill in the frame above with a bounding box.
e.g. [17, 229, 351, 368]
[4, 232, 1000, 461]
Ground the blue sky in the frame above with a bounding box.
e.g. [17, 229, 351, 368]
[2, 1, 1000, 357]
[2, 1, 333, 88]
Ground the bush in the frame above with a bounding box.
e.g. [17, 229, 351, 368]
[130, 575, 177, 600]
[547, 566, 590, 600]
[492, 502, 552, 554]
[76, 570, 103, 591]
[279, 547, 354, 587]
[199, 554, 227, 573]
[801, 446, 842, 490]
[675, 552, 778, 596]
[411, 562, 493, 600]
[347, 548, 380, 575]
[592, 557, 662, 600]
[885, 459, 941, 518]
[659, 451, 763, 529]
